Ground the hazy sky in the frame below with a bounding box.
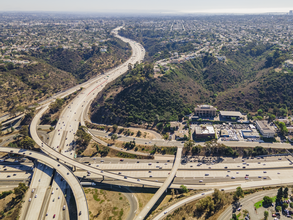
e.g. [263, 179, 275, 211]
[2, 0, 293, 14]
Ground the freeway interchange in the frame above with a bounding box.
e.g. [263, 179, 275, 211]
[2, 26, 293, 220]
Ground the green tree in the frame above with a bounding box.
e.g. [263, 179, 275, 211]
[283, 202, 288, 209]
[11, 126, 15, 133]
[290, 203, 293, 208]
[277, 187, 283, 202]
[263, 196, 273, 206]
[180, 185, 188, 193]
[19, 125, 29, 137]
[183, 140, 194, 156]
[49, 126, 54, 131]
[111, 134, 118, 141]
[233, 187, 244, 201]
[112, 124, 118, 132]
[257, 109, 263, 115]
[19, 136, 35, 149]
[264, 211, 269, 220]
[231, 213, 239, 220]
[268, 113, 276, 122]
[276, 206, 282, 212]
[284, 187, 289, 198]
[136, 130, 142, 137]
[192, 145, 202, 155]
[14, 183, 28, 196]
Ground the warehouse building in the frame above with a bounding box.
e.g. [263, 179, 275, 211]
[241, 130, 260, 139]
[219, 111, 243, 121]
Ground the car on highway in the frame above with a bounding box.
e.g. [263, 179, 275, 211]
[199, 180, 203, 182]
[164, 211, 168, 214]
[124, 176, 127, 179]
[148, 163, 152, 165]
[120, 159, 124, 161]
[201, 193, 205, 195]
[258, 176, 262, 178]
[29, 198, 31, 202]
[149, 175, 152, 178]
[231, 176, 235, 179]
[137, 179, 140, 181]
[263, 171, 267, 173]
[205, 174, 209, 176]
[53, 214, 56, 218]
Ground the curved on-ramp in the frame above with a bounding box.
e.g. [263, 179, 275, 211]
[0, 146, 89, 220]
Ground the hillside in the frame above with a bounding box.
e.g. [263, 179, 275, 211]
[31, 38, 131, 81]
[90, 63, 208, 126]
[90, 43, 293, 126]
[0, 61, 77, 113]
[0, 37, 131, 115]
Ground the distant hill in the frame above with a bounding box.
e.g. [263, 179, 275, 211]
[32, 38, 131, 81]
[0, 38, 131, 115]
[90, 43, 293, 126]
[0, 61, 77, 113]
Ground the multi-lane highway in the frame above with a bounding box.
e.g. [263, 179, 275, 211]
[8, 24, 293, 220]
[135, 147, 182, 220]
[0, 147, 89, 220]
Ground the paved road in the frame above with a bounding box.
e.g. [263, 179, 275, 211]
[21, 162, 54, 220]
[152, 190, 214, 220]
[218, 189, 278, 220]
[91, 129, 293, 149]
[0, 147, 88, 220]
[135, 147, 183, 220]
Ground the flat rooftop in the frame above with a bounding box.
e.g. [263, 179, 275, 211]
[220, 111, 242, 117]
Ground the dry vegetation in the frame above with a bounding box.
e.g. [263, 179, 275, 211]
[163, 189, 233, 220]
[84, 187, 130, 220]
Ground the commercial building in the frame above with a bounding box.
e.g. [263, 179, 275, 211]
[194, 105, 217, 117]
[241, 130, 260, 139]
[219, 111, 243, 120]
[290, 10, 293, 15]
[194, 125, 215, 139]
[220, 129, 229, 137]
[255, 121, 275, 138]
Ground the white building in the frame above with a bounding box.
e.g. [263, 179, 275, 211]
[255, 121, 275, 138]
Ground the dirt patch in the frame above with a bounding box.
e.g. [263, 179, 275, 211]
[84, 187, 130, 220]
[0, 190, 24, 220]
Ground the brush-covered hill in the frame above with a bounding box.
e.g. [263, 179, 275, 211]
[0, 38, 131, 115]
[90, 43, 293, 126]
[31, 38, 131, 81]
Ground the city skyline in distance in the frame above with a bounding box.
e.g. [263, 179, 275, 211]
[1, 0, 293, 15]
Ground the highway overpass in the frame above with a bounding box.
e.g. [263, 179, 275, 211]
[0, 147, 89, 220]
